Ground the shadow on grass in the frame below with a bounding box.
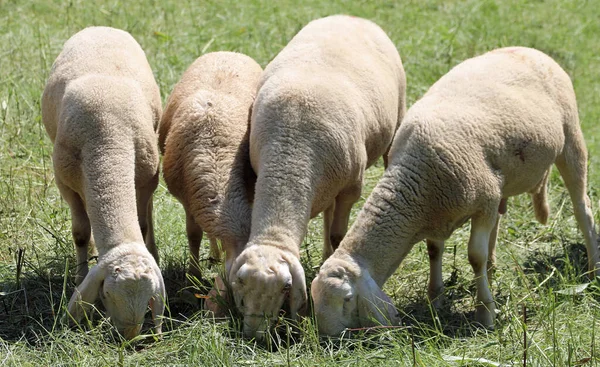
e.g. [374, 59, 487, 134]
[0, 253, 70, 343]
[0, 254, 225, 344]
[522, 241, 591, 288]
[395, 240, 595, 343]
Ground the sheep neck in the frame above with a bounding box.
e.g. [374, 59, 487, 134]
[340, 165, 424, 286]
[248, 155, 320, 258]
[81, 141, 144, 251]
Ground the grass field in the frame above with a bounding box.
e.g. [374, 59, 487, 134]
[1, 0, 600, 365]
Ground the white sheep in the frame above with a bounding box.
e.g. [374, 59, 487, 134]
[41, 26, 166, 339]
[160, 51, 262, 289]
[228, 15, 406, 339]
[311, 46, 599, 335]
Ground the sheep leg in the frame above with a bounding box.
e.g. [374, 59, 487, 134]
[208, 236, 221, 267]
[426, 239, 444, 309]
[383, 147, 390, 169]
[145, 199, 156, 255]
[56, 178, 91, 286]
[186, 212, 203, 280]
[324, 186, 362, 260]
[555, 141, 599, 278]
[322, 202, 336, 260]
[468, 214, 497, 328]
[136, 171, 159, 263]
[487, 214, 501, 283]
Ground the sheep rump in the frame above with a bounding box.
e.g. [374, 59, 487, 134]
[160, 51, 261, 293]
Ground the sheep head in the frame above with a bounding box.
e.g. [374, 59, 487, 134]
[67, 243, 165, 340]
[311, 256, 399, 336]
[229, 245, 307, 340]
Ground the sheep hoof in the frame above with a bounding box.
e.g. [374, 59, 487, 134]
[474, 302, 496, 329]
[427, 286, 445, 309]
[429, 295, 444, 310]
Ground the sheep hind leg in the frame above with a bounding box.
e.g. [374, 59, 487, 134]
[208, 236, 221, 267]
[186, 213, 203, 281]
[426, 239, 444, 309]
[487, 214, 501, 283]
[555, 138, 600, 278]
[322, 202, 336, 260]
[325, 185, 362, 260]
[137, 170, 160, 263]
[56, 178, 91, 286]
[383, 147, 390, 169]
[468, 214, 497, 328]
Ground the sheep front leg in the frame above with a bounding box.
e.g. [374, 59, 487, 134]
[56, 178, 91, 286]
[426, 239, 444, 309]
[468, 214, 497, 328]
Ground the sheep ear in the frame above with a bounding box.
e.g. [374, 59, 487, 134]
[149, 264, 166, 335]
[355, 274, 399, 327]
[67, 263, 107, 323]
[288, 259, 308, 319]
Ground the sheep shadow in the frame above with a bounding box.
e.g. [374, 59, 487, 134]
[521, 240, 591, 289]
[0, 254, 72, 343]
[396, 240, 595, 341]
[0, 254, 228, 344]
[396, 273, 492, 341]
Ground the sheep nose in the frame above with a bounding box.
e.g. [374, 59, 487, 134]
[243, 316, 269, 340]
[122, 325, 142, 340]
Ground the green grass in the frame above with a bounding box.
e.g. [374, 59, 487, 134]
[1, 0, 600, 365]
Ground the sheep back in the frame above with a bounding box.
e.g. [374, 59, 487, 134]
[251, 14, 406, 218]
[161, 51, 262, 245]
[42, 26, 162, 142]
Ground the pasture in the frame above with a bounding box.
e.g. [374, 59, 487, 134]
[1, 0, 599, 365]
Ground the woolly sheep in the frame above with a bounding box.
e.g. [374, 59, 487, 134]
[41, 26, 166, 339]
[228, 15, 406, 340]
[160, 51, 261, 286]
[311, 46, 599, 335]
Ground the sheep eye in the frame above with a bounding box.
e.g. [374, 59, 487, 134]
[343, 296, 352, 303]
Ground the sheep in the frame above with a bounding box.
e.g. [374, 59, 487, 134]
[41, 26, 166, 339]
[311, 46, 599, 335]
[160, 51, 262, 288]
[228, 14, 406, 340]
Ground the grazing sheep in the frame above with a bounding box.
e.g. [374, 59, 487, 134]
[311, 46, 599, 335]
[41, 26, 165, 339]
[160, 51, 262, 282]
[228, 15, 406, 339]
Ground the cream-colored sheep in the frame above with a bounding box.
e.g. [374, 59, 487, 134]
[228, 15, 406, 339]
[311, 46, 599, 335]
[160, 51, 262, 283]
[41, 26, 165, 339]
